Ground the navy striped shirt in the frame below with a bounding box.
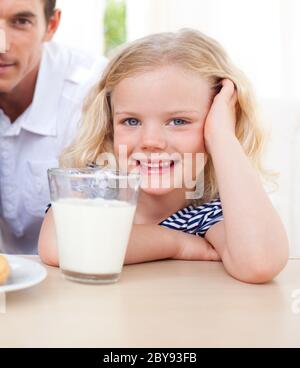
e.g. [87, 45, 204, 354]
[159, 198, 223, 237]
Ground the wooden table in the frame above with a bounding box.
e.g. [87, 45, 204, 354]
[1, 257, 300, 348]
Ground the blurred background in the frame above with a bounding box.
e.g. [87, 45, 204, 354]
[55, 0, 300, 257]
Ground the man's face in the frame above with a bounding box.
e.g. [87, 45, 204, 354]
[0, 0, 56, 93]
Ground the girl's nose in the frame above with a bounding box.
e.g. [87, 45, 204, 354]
[139, 125, 168, 151]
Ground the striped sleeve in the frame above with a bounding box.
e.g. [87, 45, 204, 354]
[193, 199, 224, 237]
[159, 198, 224, 238]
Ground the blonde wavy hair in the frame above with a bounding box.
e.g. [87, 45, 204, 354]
[60, 29, 270, 204]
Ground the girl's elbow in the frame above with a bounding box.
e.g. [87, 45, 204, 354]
[40, 252, 59, 268]
[239, 249, 289, 284]
[231, 266, 282, 284]
[254, 239, 290, 283]
[225, 240, 289, 284]
[243, 265, 283, 284]
[38, 237, 59, 267]
[38, 245, 59, 267]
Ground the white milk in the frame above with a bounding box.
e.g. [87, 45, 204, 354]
[52, 198, 136, 275]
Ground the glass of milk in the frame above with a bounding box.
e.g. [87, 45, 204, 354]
[48, 168, 140, 284]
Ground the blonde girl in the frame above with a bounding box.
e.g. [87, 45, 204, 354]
[39, 29, 289, 284]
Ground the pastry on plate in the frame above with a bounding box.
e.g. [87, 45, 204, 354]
[0, 255, 10, 285]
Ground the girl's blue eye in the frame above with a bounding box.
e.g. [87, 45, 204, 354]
[169, 119, 188, 126]
[123, 118, 140, 127]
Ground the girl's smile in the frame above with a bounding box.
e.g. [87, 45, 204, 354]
[135, 159, 176, 175]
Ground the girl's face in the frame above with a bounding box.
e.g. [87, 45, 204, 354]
[112, 65, 213, 197]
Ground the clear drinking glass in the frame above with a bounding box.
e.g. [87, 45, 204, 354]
[48, 168, 140, 284]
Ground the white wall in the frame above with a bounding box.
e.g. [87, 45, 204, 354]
[53, 1, 300, 100]
[54, 0, 106, 57]
[126, 0, 300, 100]
[261, 100, 300, 257]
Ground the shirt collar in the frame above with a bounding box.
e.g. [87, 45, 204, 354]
[0, 107, 30, 137]
[21, 42, 71, 137]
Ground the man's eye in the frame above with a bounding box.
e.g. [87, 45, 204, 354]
[123, 118, 141, 127]
[12, 18, 32, 26]
[168, 119, 188, 126]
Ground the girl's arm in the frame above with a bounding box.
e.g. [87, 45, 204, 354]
[38, 209, 220, 267]
[203, 80, 289, 284]
[125, 225, 220, 264]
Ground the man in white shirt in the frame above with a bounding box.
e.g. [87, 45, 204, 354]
[0, 0, 106, 254]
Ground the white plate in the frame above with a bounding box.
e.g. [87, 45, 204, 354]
[0, 255, 47, 293]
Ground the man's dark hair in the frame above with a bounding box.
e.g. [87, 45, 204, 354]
[43, 0, 56, 22]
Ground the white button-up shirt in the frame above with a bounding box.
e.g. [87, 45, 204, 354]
[0, 42, 107, 254]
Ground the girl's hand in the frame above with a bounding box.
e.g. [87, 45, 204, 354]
[204, 79, 238, 153]
[172, 233, 221, 261]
